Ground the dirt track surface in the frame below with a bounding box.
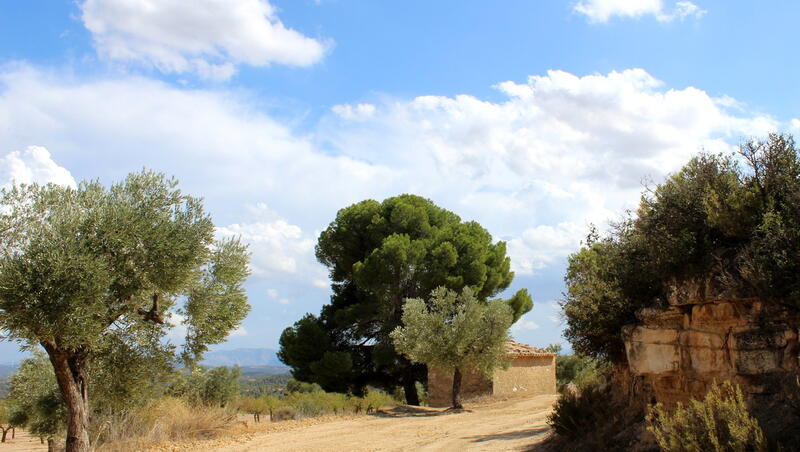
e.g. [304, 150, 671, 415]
[0, 429, 47, 451]
[195, 394, 557, 452]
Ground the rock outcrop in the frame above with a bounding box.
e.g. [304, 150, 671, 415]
[620, 275, 800, 407]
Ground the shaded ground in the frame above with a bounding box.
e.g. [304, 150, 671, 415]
[165, 394, 557, 452]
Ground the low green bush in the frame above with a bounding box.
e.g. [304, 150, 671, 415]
[548, 384, 616, 440]
[646, 381, 766, 452]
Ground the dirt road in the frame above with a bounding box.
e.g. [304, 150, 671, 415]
[0, 428, 48, 452]
[203, 394, 557, 452]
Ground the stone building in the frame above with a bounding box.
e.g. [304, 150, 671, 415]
[427, 340, 557, 407]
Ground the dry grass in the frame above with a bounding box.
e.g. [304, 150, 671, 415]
[94, 397, 239, 452]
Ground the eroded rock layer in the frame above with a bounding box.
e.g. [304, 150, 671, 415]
[621, 277, 800, 407]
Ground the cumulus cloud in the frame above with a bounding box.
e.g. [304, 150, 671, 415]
[80, 0, 328, 80]
[332, 103, 377, 121]
[0, 146, 76, 189]
[574, 0, 706, 23]
[508, 222, 586, 274]
[322, 68, 776, 273]
[0, 65, 780, 284]
[216, 203, 318, 277]
[511, 316, 541, 331]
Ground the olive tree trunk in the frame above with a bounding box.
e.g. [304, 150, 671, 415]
[451, 367, 463, 409]
[402, 378, 420, 406]
[43, 343, 90, 452]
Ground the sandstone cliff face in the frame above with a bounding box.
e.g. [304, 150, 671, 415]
[620, 276, 800, 407]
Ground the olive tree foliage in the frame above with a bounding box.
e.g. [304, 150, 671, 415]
[391, 287, 513, 408]
[168, 365, 241, 408]
[5, 352, 65, 442]
[0, 171, 250, 452]
[564, 134, 800, 359]
[279, 194, 531, 405]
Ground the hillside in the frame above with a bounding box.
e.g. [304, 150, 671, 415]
[201, 348, 287, 370]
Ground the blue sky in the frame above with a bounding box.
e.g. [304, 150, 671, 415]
[0, 0, 798, 362]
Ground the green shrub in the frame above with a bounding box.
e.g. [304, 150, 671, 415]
[646, 381, 766, 452]
[564, 134, 800, 359]
[548, 384, 616, 440]
[238, 396, 269, 423]
[555, 353, 610, 388]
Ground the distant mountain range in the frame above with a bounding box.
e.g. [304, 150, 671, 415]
[0, 349, 290, 380]
[201, 347, 287, 368]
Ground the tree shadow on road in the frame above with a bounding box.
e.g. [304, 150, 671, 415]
[465, 425, 552, 448]
[372, 405, 471, 418]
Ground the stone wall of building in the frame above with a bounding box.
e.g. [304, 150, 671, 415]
[621, 276, 800, 407]
[427, 354, 556, 407]
[427, 365, 493, 407]
[493, 355, 556, 397]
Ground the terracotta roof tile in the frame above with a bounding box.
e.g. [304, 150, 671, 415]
[505, 340, 556, 357]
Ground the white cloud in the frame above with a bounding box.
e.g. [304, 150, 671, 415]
[0, 65, 780, 286]
[80, 0, 328, 80]
[0, 146, 76, 189]
[511, 316, 540, 331]
[574, 0, 706, 23]
[322, 68, 777, 266]
[230, 326, 248, 337]
[166, 312, 187, 343]
[508, 222, 586, 274]
[332, 103, 377, 121]
[312, 279, 329, 289]
[790, 119, 800, 134]
[266, 288, 291, 304]
[216, 204, 317, 276]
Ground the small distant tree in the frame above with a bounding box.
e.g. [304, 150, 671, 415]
[5, 352, 65, 445]
[0, 400, 12, 442]
[390, 287, 514, 409]
[238, 396, 268, 423]
[0, 171, 250, 452]
[201, 366, 241, 408]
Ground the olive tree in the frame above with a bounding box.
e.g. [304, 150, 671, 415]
[0, 171, 250, 452]
[390, 287, 514, 409]
[280, 194, 531, 405]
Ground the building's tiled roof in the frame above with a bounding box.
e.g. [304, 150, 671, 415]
[505, 340, 556, 357]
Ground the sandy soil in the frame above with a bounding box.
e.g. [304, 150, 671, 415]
[1, 394, 557, 452]
[186, 394, 557, 452]
[0, 428, 47, 452]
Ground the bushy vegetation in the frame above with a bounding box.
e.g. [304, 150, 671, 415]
[279, 194, 531, 404]
[168, 366, 242, 408]
[564, 134, 800, 359]
[391, 287, 514, 409]
[4, 352, 65, 444]
[545, 344, 611, 389]
[238, 382, 398, 421]
[547, 380, 644, 451]
[646, 381, 766, 452]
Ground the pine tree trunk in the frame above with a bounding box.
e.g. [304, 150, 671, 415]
[451, 367, 463, 409]
[43, 343, 90, 452]
[403, 378, 420, 406]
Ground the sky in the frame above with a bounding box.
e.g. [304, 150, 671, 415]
[0, 0, 798, 362]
